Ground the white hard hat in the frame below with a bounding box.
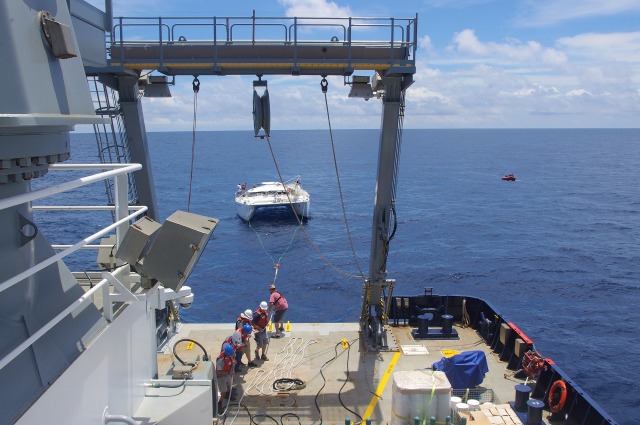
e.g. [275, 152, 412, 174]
[231, 332, 242, 345]
[241, 309, 253, 320]
[260, 301, 268, 310]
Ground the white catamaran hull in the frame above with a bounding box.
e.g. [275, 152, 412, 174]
[235, 200, 310, 221]
[235, 179, 310, 221]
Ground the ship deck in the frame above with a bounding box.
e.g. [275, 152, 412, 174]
[160, 322, 549, 425]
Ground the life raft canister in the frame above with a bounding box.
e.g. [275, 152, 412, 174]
[548, 379, 567, 413]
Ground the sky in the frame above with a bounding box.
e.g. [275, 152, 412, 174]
[86, 0, 640, 130]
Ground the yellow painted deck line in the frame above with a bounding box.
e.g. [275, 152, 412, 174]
[362, 351, 401, 420]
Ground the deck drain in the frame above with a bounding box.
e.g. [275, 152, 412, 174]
[271, 394, 296, 407]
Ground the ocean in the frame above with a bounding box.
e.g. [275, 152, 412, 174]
[39, 128, 639, 423]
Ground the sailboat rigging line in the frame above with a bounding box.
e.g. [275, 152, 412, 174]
[264, 134, 364, 280]
[187, 76, 200, 212]
[247, 217, 302, 283]
[321, 77, 364, 278]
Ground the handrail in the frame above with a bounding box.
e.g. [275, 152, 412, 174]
[287, 23, 347, 43]
[108, 14, 417, 52]
[105, 14, 417, 77]
[0, 264, 137, 372]
[0, 200, 146, 295]
[230, 22, 288, 43]
[0, 163, 141, 211]
[0, 162, 143, 294]
[0, 163, 148, 374]
[170, 22, 228, 42]
[112, 21, 171, 42]
[0, 278, 109, 371]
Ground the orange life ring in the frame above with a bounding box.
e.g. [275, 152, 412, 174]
[548, 380, 567, 413]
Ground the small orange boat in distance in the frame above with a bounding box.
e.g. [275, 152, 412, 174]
[501, 173, 516, 181]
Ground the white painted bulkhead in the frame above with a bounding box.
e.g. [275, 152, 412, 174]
[16, 298, 155, 424]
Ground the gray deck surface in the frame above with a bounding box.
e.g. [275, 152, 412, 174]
[160, 322, 542, 424]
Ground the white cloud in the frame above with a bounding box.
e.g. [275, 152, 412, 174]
[78, 1, 639, 130]
[403, 26, 640, 128]
[450, 29, 568, 67]
[418, 35, 434, 53]
[426, 0, 494, 7]
[517, 0, 640, 26]
[557, 32, 640, 63]
[566, 89, 592, 97]
[278, 0, 352, 17]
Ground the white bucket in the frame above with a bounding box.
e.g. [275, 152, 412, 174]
[467, 399, 480, 411]
[450, 396, 462, 408]
[456, 402, 469, 414]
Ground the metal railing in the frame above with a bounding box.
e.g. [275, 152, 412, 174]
[111, 15, 417, 45]
[0, 163, 145, 371]
[108, 13, 418, 73]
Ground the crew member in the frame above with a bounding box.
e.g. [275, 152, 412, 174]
[221, 329, 245, 373]
[253, 301, 270, 360]
[268, 284, 288, 338]
[216, 342, 236, 411]
[235, 309, 257, 368]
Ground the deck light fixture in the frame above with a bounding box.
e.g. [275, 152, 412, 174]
[141, 75, 173, 98]
[348, 75, 374, 100]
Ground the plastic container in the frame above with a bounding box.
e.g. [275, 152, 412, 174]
[391, 370, 452, 425]
[456, 402, 469, 412]
[450, 396, 462, 414]
[467, 399, 479, 411]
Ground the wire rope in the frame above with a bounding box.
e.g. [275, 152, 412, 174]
[263, 133, 363, 280]
[187, 76, 200, 212]
[248, 77, 367, 281]
[321, 77, 365, 278]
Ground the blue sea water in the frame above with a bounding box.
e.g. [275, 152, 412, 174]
[38, 128, 639, 423]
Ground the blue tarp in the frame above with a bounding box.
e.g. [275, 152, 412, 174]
[432, 350, 489, 389]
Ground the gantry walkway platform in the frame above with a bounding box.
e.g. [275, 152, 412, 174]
[105, 14, 417, 77]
